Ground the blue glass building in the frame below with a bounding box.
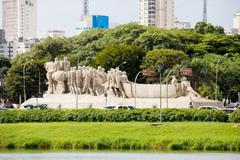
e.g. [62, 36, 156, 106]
[80, 15, 109, 32]
[92, 15, 109, 29]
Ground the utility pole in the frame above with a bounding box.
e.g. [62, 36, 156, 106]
[203, 0, 207, 23]
[7, 42, 13, 60]
[82, 0, 89, 16]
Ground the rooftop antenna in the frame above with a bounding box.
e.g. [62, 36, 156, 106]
[203, 0, 207, 23]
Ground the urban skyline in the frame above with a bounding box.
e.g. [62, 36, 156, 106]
[0, 0, 240, 36]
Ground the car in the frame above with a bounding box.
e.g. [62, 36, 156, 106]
[23, 104, 49, 110]
[104, 105, 136, 110]
[197, 106, 222, 110]
[221, 107, 236, 114]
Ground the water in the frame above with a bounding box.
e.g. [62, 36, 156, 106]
[0, 152, 240, 160]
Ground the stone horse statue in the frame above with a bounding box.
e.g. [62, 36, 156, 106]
[44, 62, 67, 94]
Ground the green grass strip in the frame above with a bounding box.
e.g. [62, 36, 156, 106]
[0, 122, 240, 151]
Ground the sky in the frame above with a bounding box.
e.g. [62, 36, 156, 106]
[0, 0, 240, 36]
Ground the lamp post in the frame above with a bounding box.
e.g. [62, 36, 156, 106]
[76, 54, 80, 110]
[215, 59, 220, 101]
[117, 61, 127, 69]
[134, 71, 142, 108]
[23, 61, 41, 104]
[158, 65, 164, 123]
[163, 66, 179, 108]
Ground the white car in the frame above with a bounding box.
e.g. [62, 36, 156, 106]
[197, 106, 222, 110]
[104, 105, 136, 110]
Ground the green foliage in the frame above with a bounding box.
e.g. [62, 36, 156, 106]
[141, 49, 188, 70]
[0, 56, 11, 76]
[3, 23, 240, 102]
[194, 22, 224, 34]
[229, 110, 240, 123]
[0, 108, 229, 123]
[95, 44, 146, 80]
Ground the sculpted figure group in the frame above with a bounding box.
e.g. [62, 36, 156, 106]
[171, 76, 200, 98]
[44, 57, 129, 98]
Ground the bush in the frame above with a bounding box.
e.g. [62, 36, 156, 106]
[229, 110, 240, 123]
[0, 109, 229, 123]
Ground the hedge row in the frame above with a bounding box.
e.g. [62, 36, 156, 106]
[0, 108, 233, 123]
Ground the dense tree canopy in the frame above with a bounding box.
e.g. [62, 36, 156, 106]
[95, 44, 145, 80]
[3, 22, 240, 102]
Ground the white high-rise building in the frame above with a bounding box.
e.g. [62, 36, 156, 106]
[139, 0, 175, 29]
[233, 11, 240, 34]
[2, 0, 37, 42]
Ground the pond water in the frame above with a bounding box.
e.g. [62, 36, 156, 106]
[0, 152, 240, 160]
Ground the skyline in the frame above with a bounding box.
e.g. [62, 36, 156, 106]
[0, 0, 240, 36]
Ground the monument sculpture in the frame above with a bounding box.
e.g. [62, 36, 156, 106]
[44, 57, 129, 98]
[22, 56, 219, 109]
[44, 57, 201, 100]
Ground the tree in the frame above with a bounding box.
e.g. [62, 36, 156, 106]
[194, 22, 224, 34]
[141, 49, 188, 70]
[0, 56, 11, 76]
[95, 44, 146, 80]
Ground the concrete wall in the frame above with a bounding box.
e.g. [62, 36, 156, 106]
[124, 82, 177, 98]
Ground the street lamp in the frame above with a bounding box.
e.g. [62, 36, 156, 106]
[158, 65, 164, 123]
[23, 61, 41, 104]
[134, 71, 142, 108]
[162, 66, 179, 108]
[215, 59, 220, 101]
[76, 54, 80, 109]
[117, 61, 127, 69]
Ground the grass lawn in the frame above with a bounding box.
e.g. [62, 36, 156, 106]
[0, 122, 239, 151]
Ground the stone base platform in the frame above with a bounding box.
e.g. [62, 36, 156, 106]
[21, 94, 223, 109]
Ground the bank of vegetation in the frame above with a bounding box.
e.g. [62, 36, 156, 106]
[0, 122, 239, 151]
[1, 22, 239, 103]
[0, 108, 239, 123]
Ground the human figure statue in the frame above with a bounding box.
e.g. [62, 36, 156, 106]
[115, 70, 128, 98]
[44, 61, 57, 94]
[60, 56, 71, 72]
[68, 67, 77, 94]
[171, 76, 181, 97]
[82, 67, 92, 94]
[76, 66, 83, 95]
[181, 77, 200, 97]
[54, 57, 61, 71]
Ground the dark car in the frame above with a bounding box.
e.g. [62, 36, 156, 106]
[104, 105, 136, 110]
[24, 104, 48, 110]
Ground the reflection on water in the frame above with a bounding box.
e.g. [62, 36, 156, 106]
[0, 152, 240, 160]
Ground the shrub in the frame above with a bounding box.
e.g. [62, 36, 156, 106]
[0, 108, 229, 123]
[229, 110, 240, 123]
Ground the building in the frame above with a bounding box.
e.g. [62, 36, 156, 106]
[175, 20, 191, 29]
[47, 30, 66, 38]
[139, 0, 175, 29]
[17, 38, 39, 54]
[2, 0, 37, 42]
[0, 30, 7, 57]
[233, 11, 240, 34]
[79, 15, 109, 33]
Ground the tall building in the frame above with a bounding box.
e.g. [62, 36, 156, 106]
[2, 0, 37, 42]
[139, 0, 175, 29]
[233, 11, 240, 34]
[0, 29, 7, 57]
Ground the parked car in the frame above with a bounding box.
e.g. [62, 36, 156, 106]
[104, 105, 136, 110]
[197, 105, 237, 114]
[197, 106, 222, 110]
[23, 104, 49, 110]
